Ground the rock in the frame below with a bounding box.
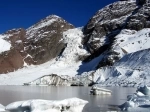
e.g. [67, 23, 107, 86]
[83, 0, 137, 52]
[25, 15, 74, 64]
[83, 0, 150, 67]
[0, 15, 74, 73]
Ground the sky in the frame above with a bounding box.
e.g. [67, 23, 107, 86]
[0, 0, 117, 33]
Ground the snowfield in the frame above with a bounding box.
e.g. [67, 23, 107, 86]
[113, 29, 150, 54]
[90, 28, 150, 87]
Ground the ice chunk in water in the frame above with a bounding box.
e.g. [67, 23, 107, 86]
[137, 85, 150, 95]
[119, 85, 150, 111]
[0, 104, 5, 111]
[6, 98, 88, 112]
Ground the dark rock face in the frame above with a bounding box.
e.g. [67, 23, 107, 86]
[83, 1, 137, 53]
[83, 0, 150, 66]
[0, 15, 74, 73]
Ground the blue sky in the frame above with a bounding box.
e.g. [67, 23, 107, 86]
[0, 0, 117, 33]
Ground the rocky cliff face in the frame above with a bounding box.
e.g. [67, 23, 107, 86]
[82, 0, 150, 87]
[0, 15, 74, 73]
[83, 0, 150, 66]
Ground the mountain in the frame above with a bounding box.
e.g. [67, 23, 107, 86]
[0, 26, 89, 85]
[83, 0, 150, 87]
[0, 15, 74, 74]
[83, 0, 149, 64]
[0, 0, 150, 86]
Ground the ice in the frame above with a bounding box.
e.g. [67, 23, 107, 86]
[119, 85, 150, 111]
[5, 98, 88, 112]
[136, 91, 145, 96]
[90, 85, 112, 95]
[0, 104, 5, 111]
[137, 85, 150, 95]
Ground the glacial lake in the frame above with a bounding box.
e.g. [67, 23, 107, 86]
[0, 86, 136, 112]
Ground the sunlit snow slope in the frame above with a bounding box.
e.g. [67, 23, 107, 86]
[93, 28, 150, 87]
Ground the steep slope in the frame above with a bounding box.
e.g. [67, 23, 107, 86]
[25, 15, 74, 64]
[93, 48, 150, 87]
[0, 28, 26, 73]
[81, 0, 150, 87]
[91, 28, 150, 87]
[83, 0, 137, 53]
[97, 28, 150, 67]
[0, 15, 74, 74]
[83, 0, 150, 66]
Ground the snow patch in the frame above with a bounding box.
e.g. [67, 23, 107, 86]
[15, 40, 22, 44]
[0, 35, 11, 53]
